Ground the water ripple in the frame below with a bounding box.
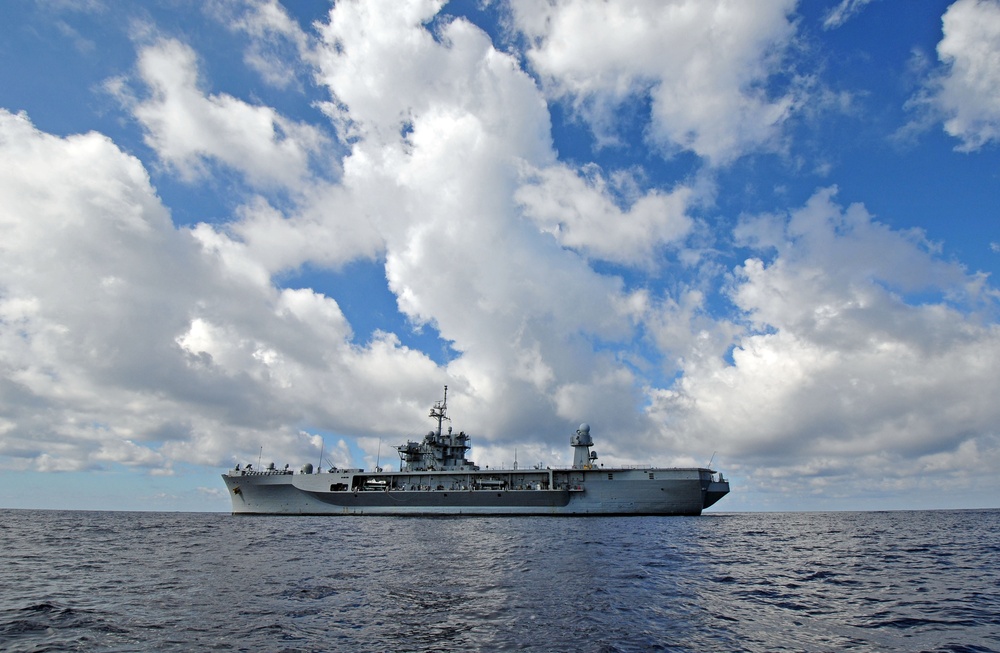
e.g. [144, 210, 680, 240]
[0, 509, 998, 652]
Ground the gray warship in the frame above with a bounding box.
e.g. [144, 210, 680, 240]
[223, 387, 730, 516]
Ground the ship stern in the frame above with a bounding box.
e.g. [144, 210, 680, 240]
[702, 477, 730, 509]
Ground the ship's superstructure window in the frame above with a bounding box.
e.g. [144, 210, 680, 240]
[649, 473, 655, 480]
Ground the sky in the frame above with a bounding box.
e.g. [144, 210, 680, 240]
[1, 0, 999, 513]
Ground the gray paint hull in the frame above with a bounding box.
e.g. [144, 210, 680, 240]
[222, 467, 727, 516]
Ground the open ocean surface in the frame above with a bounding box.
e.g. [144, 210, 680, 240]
[0, 509, 997, 653]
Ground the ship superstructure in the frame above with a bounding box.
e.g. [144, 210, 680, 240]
[396, 387, 478, 472]
[223, 387, 729, 516]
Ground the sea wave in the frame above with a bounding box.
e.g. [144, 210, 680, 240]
[0, 509, 998, 652]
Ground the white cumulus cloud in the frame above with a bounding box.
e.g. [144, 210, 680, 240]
[119, 37, 328, 188]
[652, 188, 1000, 503]
[516, 163, 695, 266]
[509, 0, 801, 165]
[0, 108, 450, 472]
[919, 0, 1000, 150]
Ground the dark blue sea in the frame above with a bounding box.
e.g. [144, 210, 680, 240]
[1, 510, 997, 653]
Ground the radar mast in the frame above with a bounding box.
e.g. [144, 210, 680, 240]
[429, 385, 450, 437]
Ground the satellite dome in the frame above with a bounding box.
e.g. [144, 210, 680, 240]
[578, 423, 590, 435]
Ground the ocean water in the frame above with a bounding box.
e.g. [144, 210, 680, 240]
[0, 510, 997, 653]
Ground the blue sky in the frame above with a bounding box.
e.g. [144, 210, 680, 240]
[1, 0, 999, 512]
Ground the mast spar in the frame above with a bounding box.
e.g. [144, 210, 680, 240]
[429, 385, 449, 437]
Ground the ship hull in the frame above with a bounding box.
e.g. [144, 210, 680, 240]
[222, 467, 727, 516]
